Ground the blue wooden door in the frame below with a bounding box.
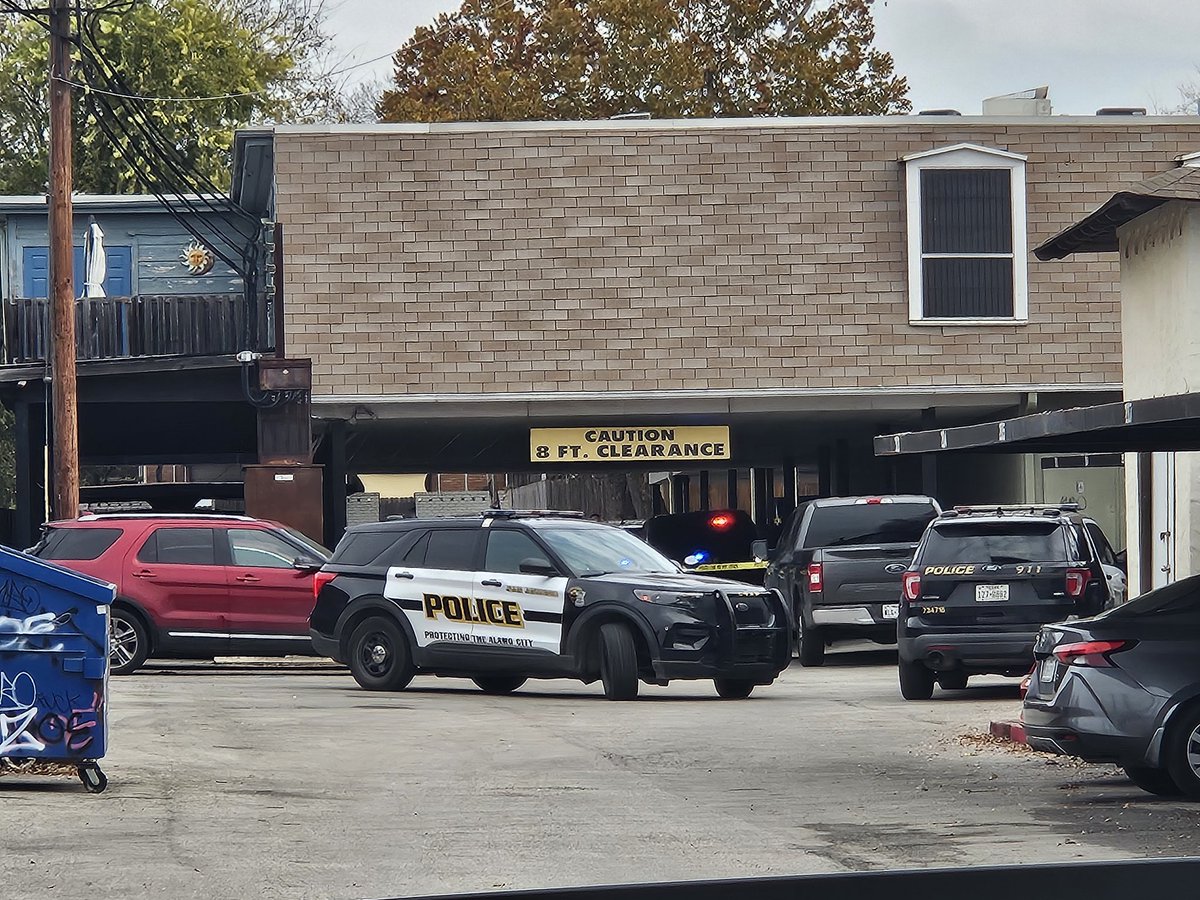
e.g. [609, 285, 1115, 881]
[21, 245, 133, 297]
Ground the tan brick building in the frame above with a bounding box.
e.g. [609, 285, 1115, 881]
[233, 114, 1200, 530]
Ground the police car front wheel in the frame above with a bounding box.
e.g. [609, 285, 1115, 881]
[598, 622, 640, 701]
[348, 617, 415, 692]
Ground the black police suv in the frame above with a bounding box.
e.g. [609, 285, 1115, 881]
[898, 505, 1120, 700]
[644, 509, 765, 585]
[309, 511, 791, 700]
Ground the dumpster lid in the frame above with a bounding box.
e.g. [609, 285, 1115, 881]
[0, 545, 116, 605]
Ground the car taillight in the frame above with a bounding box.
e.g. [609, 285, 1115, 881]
[1052, 639, 1133, 668]
[807, 563, 823, 593]
[313, 570, 336, 601]
[902, 571, 922, 601]
[1065, 568, 1091, 598]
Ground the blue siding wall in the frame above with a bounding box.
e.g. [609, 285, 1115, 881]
[4, 209, 243, 299]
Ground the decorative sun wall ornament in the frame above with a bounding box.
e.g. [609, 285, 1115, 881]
[181, 241, 216, 276]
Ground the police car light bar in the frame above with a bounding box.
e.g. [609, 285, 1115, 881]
[942, 503, 1081, 518]
[482, 509, 588, 519]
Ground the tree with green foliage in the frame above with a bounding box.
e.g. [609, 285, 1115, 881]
[380, 0, 909, 123]
[0, 0, 353, 195]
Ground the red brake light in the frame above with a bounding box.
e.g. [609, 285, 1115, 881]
[708, 513, 734, 531]
[1052, 639, 1132, 668]
[1065, 568, 1091, 598]
[902, 571, 922, 601]
[313, 570, 336, 601]
[807, 563, 824, 593]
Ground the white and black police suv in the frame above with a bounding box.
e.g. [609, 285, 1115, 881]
[309, 510, 792, 700]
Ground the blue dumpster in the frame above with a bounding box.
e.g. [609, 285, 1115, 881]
[0, 545, 114, 792]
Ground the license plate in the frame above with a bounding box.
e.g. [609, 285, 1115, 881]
[975, 584, 1009, 602]
[882, 603, 899, 619]
[1038, 657, 1058, 683]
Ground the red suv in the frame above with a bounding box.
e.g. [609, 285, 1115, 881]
[32, 514, 330, 675]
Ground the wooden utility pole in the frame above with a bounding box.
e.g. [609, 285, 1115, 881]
[47, 0, 79, 521]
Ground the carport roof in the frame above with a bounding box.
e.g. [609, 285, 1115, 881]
[874, 392, 1200, 456]
[1034, 165, 1200, 259]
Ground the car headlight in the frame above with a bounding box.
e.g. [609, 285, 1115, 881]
[633, 590, 707, 609]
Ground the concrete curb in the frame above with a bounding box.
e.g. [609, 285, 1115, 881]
[989, 720, 1028, 745]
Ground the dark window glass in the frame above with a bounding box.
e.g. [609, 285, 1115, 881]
[1085, 523, 1118, 567]
[802, 503, 937, 549]
[332, 531, 400, 566]
[922, 522, 1066, 565]
[399, 532, 430, 566]
[485, 530, 547, 575]
[422, 529, 478, 570]
[229, 529, 299, 569]
[138, 528, 216, 566]
[36, 527, 122, 561]
[921, 169, 1012, 254]
[1101, 573, 1200, 620]
[919, 168, 1015, 319]
[922, 257, 1014, 318]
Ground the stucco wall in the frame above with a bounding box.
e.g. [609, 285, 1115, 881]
[1117, 202, 1200, 592]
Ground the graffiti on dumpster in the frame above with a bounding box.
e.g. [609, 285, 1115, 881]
[0, 671, 44, 753]
[0, 670, 102, 756]
[0, 611, 71, 653]
[0, 577, 78, 653]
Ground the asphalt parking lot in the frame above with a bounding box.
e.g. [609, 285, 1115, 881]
[1, 647, 1197, 900]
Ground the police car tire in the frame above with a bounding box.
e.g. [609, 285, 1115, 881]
[348, 617, 415, 692]
[599, 623, 639, 701]
[898, 658, 935, 701]
[714, 678, 755, 699]
[472, 676, 527, 695]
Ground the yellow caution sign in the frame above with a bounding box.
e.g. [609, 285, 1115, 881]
[530, 426, 731, 463]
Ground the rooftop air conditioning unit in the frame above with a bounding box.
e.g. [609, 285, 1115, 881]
[982, 86, 1051, 117]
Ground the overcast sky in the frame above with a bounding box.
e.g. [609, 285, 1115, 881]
[325, 0, 1200, 115]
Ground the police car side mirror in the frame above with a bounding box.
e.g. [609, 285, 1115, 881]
[519, 557, 559, 577]
[1115, 549, 1128, 574]
[751, 540, 770, 561]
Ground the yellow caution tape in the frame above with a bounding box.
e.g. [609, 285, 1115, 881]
[693, 561, 767, 572]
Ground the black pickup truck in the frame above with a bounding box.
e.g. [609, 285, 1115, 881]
[757, 496, 940, 666]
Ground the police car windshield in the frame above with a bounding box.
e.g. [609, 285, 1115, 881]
[538, 525, 677, 576]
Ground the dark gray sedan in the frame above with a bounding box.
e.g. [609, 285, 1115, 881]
[1024, 573, 1200, 798]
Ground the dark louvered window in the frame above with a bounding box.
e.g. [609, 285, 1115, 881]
[919, 169, 1015, 318]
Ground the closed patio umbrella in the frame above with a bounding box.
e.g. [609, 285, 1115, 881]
[83, 222, 106, 298]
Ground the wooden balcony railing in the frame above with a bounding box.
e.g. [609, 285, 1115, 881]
[1, 294, 273, 365]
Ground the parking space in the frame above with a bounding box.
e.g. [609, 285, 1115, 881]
[0, 651, 1193, 900]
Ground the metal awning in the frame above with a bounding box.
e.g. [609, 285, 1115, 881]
[875, 392, 1200, 456]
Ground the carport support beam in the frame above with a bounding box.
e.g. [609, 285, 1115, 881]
[920, 408, 938, 499]
[321, 419, 348, 548]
